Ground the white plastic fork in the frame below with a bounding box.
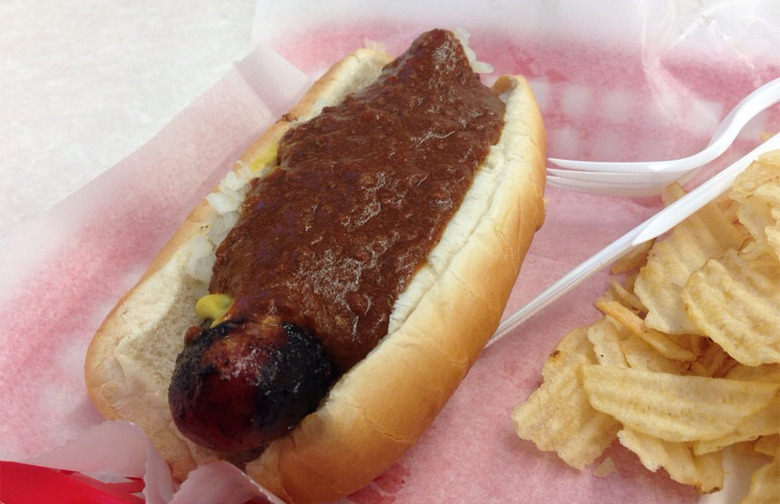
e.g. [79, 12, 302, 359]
[487, 131, 780, 347]
[547, 77, 780, 196]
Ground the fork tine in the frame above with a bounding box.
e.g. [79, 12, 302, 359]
[547, 175, 668, 197]
[547, 157, 684, 173]
[547, 167, 686, 185]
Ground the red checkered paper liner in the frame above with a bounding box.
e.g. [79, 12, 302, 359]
[1, 2, 778, 503]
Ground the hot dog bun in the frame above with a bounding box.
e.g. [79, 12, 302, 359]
[85, 31, 546, 504]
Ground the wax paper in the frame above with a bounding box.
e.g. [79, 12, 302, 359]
[1, 0, 779, 503]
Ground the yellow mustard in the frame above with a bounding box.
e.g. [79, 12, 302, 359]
[249, 144, 278, 174]
[194, 293, 234, 327]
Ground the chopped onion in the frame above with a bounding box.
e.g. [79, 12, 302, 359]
[206, 192, 240, 214]
[208, 211, 240, 245]
[185, 236, 215, 283]
[454, 27, 494, 74]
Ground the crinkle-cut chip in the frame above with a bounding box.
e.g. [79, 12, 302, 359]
[688, 334, 707, 358]
[754, 435, 780, 457]
[733, 439, 761, 456]
[595, 299, 696, 362]
[623, 271, 639, 292]
[726, 363, 780, 383]
[682, 240, 780, 366]
[731, 151, 780, 249]
[661, 182, 687, 205]
[580, 365, 779, 442]
[694, 393, 780, 455]
[665, 182, 740, 224]
[716, 190, 743, 226]
[766, 211, 780, 262]
[512, 327, 621, 470]
[740, 450, 779, 504]
[714, 359, 741, 380]
[689, 339, 738, 378]
[732, 150, 780, 197]
[606, 277, 646, 315]
[610, 240, 654, 274]
[617, 428, 723, 493]
[634, 187, 747, 334]
[586, 317, 629, 368]
[734, 196, 774, 246]
[619, 334, 689, 374]
[541, 326, 595, 382]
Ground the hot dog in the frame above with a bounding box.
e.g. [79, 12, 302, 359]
[85, 29, 546, 503]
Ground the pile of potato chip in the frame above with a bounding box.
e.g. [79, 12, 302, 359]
[512, 151, 780, 502]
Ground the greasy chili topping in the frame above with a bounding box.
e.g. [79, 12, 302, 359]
[210, 29, 505, 372]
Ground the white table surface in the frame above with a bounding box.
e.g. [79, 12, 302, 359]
[1, 0, 257, 233]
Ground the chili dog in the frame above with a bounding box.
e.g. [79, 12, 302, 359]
[85, 29, 546, 504]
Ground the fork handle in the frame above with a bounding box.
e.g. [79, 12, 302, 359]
[487, 222, 647, 346]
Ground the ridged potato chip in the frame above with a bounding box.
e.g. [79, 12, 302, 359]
[581, 365, 779, 442]
[619, 333, 689, 374]
[753, 435, 779, 457]
[511, 151, 780, 499]
[618, 427, 723, 493]
[541, 326, 594, 381]
[731, 151, 780, 262]
[595, 298, 696, 362]
[682, 240, 780, 366]
[688, 339, 738, 378]
[610, 240, 654, 274]
[694, 393, 780, 455]
[586, 317, 629, 368]
[512, 327, 620, 469]
[690, 364, 780, 455]
[740, 450, 779, 504]
[633, 186, 746, 334]
[661, 180, 687, 205]
[606, 276, 646, 314]
[726, 363, 780, 383]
